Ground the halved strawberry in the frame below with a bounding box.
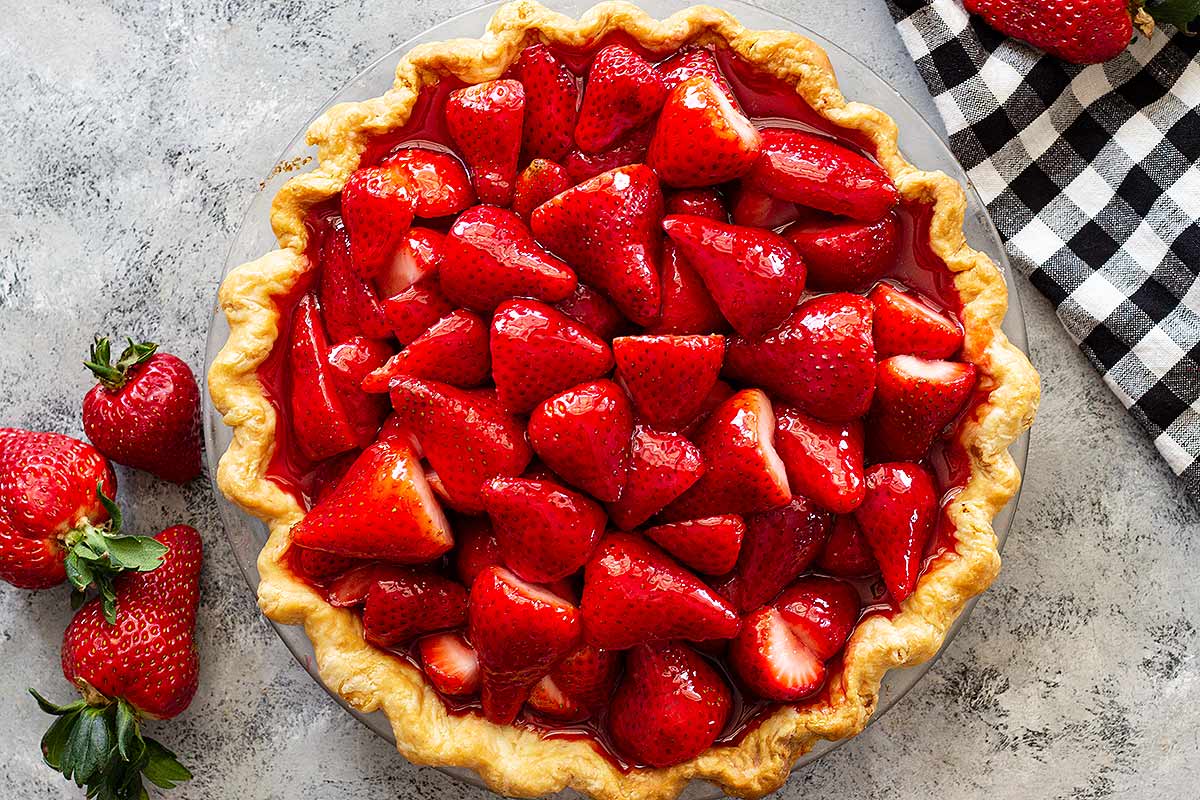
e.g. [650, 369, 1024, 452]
[665, 188, 727, 220]
[375, 227, 444, 298]
[855, 462, 937, 602]
[581, 533, 740, 650]
[453, 517, 503, 588]
[554, 283, 630, 341]
[527, 380, 633, 503]
[381, 277, 455, 345]
[325, 563, 406, 607]
[328, 336, 393, 390]
[527, 675, 583, 720]
[527, 644, 620, 721]
[785, 212, 899, 291]
[512, 159, 570, 221]
[646, 243, 726, 336]
[613, 334, 724, 430]
[417, 632, 481, 697]
[657, 47, 737, 102]
[662, 214, 805, 339]
[643, 515, 744, 576]
[817, 515, 879, 578]
[868, 283, 964, 359]
[775, 576, 861, 660]
[512, 44, 580, 163]
[730, 185, 800, 229]
[574, 44, 667, 153]
[724, 293, 876, 422]
[748, 128, 899, 222]
[380, 148, 475, 218]
[340, 164, 415, 278]
[607, 426, 704, 530]
[362, 570, 468, 648]
[318, 220, 391, 341]
[648, 76, 761, 188]
[774, 405, 865, 514]
[562, 124, 653, 184]
[729, 606, 824, 702]
[362, 309, 490, 391]
[866, 356, 977, 461]
[445, 79, 525, 206]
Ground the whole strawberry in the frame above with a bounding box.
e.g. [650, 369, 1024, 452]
[31, 524, 202, 800]
[964, 0, 1150, 64]
[83, 337, 202, 484]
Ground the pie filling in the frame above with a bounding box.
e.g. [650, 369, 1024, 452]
[253, 37, 984, 770]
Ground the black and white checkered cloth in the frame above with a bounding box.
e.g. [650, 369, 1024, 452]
[886, 0, 1200, 502]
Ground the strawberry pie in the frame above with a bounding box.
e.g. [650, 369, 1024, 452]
[209, 3, 1039, 798]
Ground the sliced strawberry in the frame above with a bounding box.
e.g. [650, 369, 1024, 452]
[663, 389, 790, 520]
[375, 227, 444, 298]
[607, 426, 704, 530]
[817, 515, 879, 578]
[417, 632, 481, 697]
[855, 463, 937, 602]
[380, 148, 475, 218]
[318, 220, 391, 341]
[381, 277, 455, 345]
[362, 309, 490, 392]
[532, 164, 664, 326]
[613, 334, 724, 430]
[680, 379, 735, 435]
[528, 644, 620, 721]
[657, 47, 737, 102]
[362, 570, 468, 648]
[774, 405, 865, 514]
[327, 336, 393, 389]
[608, 642, 731, 768]
[664, 188, 727, 221]
[574, 44, 667, 153]
[784, 211, 899, 291]
[866, 356, 977, 461]
[868, 282, 964, 359]
[724, 293, 876, 422]
[527, 675, 584, 721]
[340, 164, 415, 277]
[512, 159, 570, 221]
[582, 533, 740, 650]
[729, 606, 824, 702]
[325, 563, 407, 607]
[662, 214, 805, 339]
[389, 376, 532, 512]
[730, 185, 800, 229]
[643, 515, 744, 576]
[562, 124, 653, 184]
[554, 283, 629, 341]
[454, 517, 503, 587]
[775, 576, 861, 660]
[648, 76, 761, 188]
[527, 380, 633, 503]
[646, 242, 726, 336]
[445, 79, 525, 206]
[513, 44, 580, 163]
[468, 566, 582, 723]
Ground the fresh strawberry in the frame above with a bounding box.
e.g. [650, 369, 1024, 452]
[562, 124, 654, 184]
[481, 476, 606, 583]
[608, 642, 731, 767]
[512, 159, 571, 220]
[340, 163, 415, 277]
[382, 277, 455, 345]
[532, 164, 664, 326]
[648, 76, 761, 188]
[662, 389, 790, 520]
[866, 356, 977, 461]
[715, 497, 830, 612]
[453, 517, 503, 587]
[389, 376, 532, 512]
[554, 283, 629, 340]
[869, 282, 964, 359]
[855, 463, 937, 602]
[581, 533, 739, 650]
[318, 219, 391, 340]
[748, 129, 898, 222]
[325, 562, 405, 607]
[729, 606, 824, 702]
[513, 44, 580, 163]
[775, 576, 861, 660]
[643, 515, 745, 575]
[785, 212, 899, 291]
[774, 405, 865, 514]
[363, 309, 490, 391]
[613, 334, 724, 430]
[362, 570, 468, 648]
[665, 188, 728, 220]
[607, 426, 704, 530]
[730, 185, 800, 228]
[657, 47, 737, 102]
[82, 336, 201, 484]
[375, 227, 445, 298]
[645, 242, 726, 335]
[490, 299, 613, 413]
[468, 566, 582, 723]
[724, 293, 876, 422]
[574, 44, 667, 153]
[964, 0, 1138, 64]
[662, 214, 805, 339]
[327, 336, 393, 389]
[445, 79, 525, 205]
[380, 148, 475, 218]
[527, 644, 620, 721]
[290, 434, 452, 562]
[818, 515, 879, 578]
[527, 380, 633, 503]
[417, 631, 481, 697]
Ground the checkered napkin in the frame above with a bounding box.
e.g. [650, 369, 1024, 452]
[885, 0, 1200, 502]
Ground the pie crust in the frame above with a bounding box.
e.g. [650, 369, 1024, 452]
[208, 3, 1041, 798]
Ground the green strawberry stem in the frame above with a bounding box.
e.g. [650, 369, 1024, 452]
[84, 336, 158, 391]
[30, 688, 191, 800]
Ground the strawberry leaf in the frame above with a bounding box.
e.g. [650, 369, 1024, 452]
[1151, 0, 1200, 30]
[84, 336, 157, 390]
[140, 737, 192, 789]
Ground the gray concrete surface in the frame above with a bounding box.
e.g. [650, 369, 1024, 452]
[1, 1, 1197, 799]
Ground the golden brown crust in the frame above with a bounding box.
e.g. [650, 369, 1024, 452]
[208, 3, 1040, 798]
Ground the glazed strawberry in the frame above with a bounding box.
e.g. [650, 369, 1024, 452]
[773, 405, 866, 514]
[613, 334, 725, 430]
[866, 356, 977, 461]
[785, 211, 899, 291]
[532, 164, 664, 326]
[964, 0, 1136, 64]
[512, 159, 570, 220]
[328, 336, 393, 389]
[527, 380, 633, 503]
[528, 644, 620, 721]
[82, 336, 201, 484]
[730, 185, 799, 228]
[724, 293, 876, 422]
[646, 243, 726, 336]
[293, 544, 360, 584]
[291, 434, 453, 562]
[729, 606, 824, 702]
[665, 188, 727, 220]
[715, 497, 830, 612]
[662, 214, 805, 339]
[340, 163, 415, 277]
[648, 76, 761, 188]
[681, 379, 736, 435]
[869, 283, 964, 359]
[658, 47, 737, 102]
[855, 463, 937, 602]
[362, 571, 468, 647]
[818, 515, 879, 578]
[319, 219, 391, 341]
[481, 476, 606, 583]
[382, 277, 455, 345]
[608, 642, 731, 767]
[363, 309, 490, 391]
[748, 129, 898, 222]
[389, 376, 532, 512]
[440, 205, 576, 311]
[468, 567, 582, 723]
[380, 148, 475, 218]
[663, 389, 790, 520]
[776, 576, 861, 660]
[513, 44, 580, 162]
[445, 79, 525, 205]
[453, 516, 503, 587]
[376, 226, 445, 297]
[325, 563, 405, 607]
[607, 426, 704, 530]
[490, 299, 613, 413]
[574, 44, 667, 153]
[555, 283, 629, 340]
[562, 124, 653, 184]
[643, 515, 745, 575]
[418, 632, 481, 697]
[582, 533, 739, 650]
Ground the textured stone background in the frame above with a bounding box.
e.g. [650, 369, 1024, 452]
[1, 1, 1198, 799]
